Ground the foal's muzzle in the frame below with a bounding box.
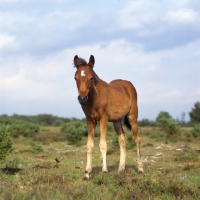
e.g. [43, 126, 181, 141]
[78, 95, 88, 105]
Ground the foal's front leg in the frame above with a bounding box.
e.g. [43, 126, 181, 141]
[99, 117, 108, 173]
[83, 120, 96, 180]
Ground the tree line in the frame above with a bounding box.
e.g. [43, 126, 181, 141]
[0, 114, 82, 126]
[1, 101, 199, 127]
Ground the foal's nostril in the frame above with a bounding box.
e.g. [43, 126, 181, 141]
[78, 95, 88, 105]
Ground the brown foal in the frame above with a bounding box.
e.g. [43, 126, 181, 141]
[73, 55, 143, 180]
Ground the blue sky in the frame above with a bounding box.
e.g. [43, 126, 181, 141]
[0, 0, 200, 121]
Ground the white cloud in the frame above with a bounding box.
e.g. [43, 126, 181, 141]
[0, 35, 19, 50]
[0, 0, 28, 3]
[163, 9, 199, 24]
[118, 0, 160, 30]
[116, 0, 200, 51]
[1, 38, 199, 103]
[0, 8, 91, 56]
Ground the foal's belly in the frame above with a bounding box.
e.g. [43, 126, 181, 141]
[107, 90, 131, 121]
[108, 104, 130, 122]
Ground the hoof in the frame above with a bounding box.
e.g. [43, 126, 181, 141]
[82, 173, 90, 181]
[118, 169, 125, 175]
[138, 168, 144, 174]
[82, 176, 89, 181]
[102, 167, 108, 173]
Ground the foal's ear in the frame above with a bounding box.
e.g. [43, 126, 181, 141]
[88, 55, 95, 68]
[74, 55, 78, 68]
[74, 55, 78, 62]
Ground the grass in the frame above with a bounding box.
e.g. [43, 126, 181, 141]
[0, 126, 200, 199]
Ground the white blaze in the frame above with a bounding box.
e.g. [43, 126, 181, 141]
[81, 70, 86, 76]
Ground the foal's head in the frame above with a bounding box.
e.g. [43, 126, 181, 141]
[74, 55, 95, 105]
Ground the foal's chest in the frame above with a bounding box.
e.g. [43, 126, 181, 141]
[82, 106, 102, 123]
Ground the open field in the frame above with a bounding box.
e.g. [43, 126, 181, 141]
[0, 126, 200, 200]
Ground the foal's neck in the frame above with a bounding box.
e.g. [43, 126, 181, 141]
[92, 70, 101, 85]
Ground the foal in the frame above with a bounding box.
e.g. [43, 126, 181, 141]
[73, 55, 143, 180]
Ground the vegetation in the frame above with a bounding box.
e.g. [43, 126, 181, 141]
[29, 141, 44, 154]
[138, 118, 154, 127]
[0, 125, 12, 160]
[190, 124, 200, 138]
[0, 125, 199, 200]
[156, 111, 172, 122]
[157, 117, 180, 136]
[0, 117, 39, 137]
[61, 121, 87, 146]
[0, 114, 78, 126]
[189, 101, 200, 123]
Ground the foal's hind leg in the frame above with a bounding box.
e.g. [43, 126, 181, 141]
[128, 114, 144, 173]
[113, 121, 126, 174]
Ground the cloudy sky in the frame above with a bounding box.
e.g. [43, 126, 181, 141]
[0, 0, 200, 121]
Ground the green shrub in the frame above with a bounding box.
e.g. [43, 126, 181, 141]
[61, 121, 87, 146]
[0, 125, 12, 160]
[0, 117, 39, 138]
[190, 125, 200, 138]
[156, 111, 172, 122]
[138, 118, 154, 127]
[52, 119, 63, 126]
[157, 117, 180, 136]
[29, 142, 44, 154]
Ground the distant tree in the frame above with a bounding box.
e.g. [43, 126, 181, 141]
[138, 118, 153, 127]
[36, 114, 56, 125]
[189, 101, 200, 123]
[156, 111, 172, 122]
[52, 119, 63, 126]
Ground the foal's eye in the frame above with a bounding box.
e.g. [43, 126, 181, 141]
[74, 77, 77, 80]
[90, 77, 94, 81]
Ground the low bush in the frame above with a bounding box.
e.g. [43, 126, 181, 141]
[61, 121, 113, 145]
[138, 118, 154, 127]
[0, 117, 39, 137]
[157, 117, 180, 136]
[29, 142, 44, 154]
[190, 124, 200, 138]
[0, 125, 12, 160]
[52, 119, 63, 126]
[61, 121, 87, 146]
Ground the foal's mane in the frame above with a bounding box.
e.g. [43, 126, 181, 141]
[74, 57, 87, 67]
[74, 57, 100, 79]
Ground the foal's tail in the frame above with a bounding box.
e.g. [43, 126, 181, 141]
[123, 115, 132, 131]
